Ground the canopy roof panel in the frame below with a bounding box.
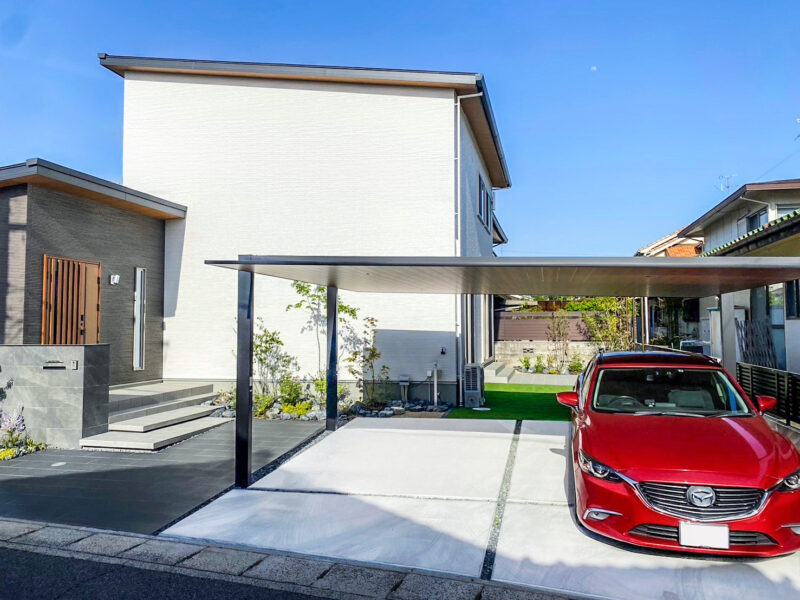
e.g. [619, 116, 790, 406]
[206, 255, 800, 297]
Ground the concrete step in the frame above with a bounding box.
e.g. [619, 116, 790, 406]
[109, 406, 219, 433]
[109, 393, 216, 424]
[80, 417, 232, 451]
[108, 382, 215, 413]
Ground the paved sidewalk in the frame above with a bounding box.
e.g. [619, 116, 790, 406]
[0, 517, 572, 600]
[0, 420, 322, 533]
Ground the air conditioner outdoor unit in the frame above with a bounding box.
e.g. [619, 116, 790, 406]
[463, 363, 484, 408]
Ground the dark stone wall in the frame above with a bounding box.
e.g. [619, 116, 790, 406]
[23, 184, 164, 385]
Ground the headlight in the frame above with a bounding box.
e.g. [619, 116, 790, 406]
[779, 467, 800, 491]
[579, 450, 622, 482]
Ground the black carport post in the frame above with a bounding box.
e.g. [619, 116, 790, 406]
[235, 270, 254, 488]
[326, 286, 338, 431]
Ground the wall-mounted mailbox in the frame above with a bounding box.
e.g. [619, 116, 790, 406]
[42, 361, 66, 370]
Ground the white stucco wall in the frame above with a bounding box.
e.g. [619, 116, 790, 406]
[459, 110, 495, 259]
[122, 71, 467, 383]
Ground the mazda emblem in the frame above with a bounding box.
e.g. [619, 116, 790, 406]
[686, 486, 716, 508]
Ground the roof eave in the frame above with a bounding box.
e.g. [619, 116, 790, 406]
[98, 53, 511, 189]
[0, 158, 186, 220]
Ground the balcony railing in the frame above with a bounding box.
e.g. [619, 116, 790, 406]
[736, 362, 800, 428]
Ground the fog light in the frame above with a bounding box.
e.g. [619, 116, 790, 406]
[584, 509, 621, 522]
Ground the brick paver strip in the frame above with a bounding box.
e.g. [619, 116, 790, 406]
[390, 572, 484, 600]
[67, 533, 145, 556]
[0, 519, 41, 540]
[13, 526, 91, 548]
[313, 563, 404, 597]
[119, 539, 203, 565]
[244, 554, 334, 586]
[178, 546, 265, 575]
[0, 518, 571, 600]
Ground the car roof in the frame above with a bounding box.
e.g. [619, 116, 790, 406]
[596, 351, 720, 368]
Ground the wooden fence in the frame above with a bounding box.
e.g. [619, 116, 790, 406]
[495, 311, 592, 342]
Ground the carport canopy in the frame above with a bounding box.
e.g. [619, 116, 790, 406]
[206, 254, 800, 487]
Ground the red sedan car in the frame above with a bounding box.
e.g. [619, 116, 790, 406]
[557, 351, 800, 556]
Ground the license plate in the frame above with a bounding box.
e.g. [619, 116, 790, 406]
[679, 521, 729, 550]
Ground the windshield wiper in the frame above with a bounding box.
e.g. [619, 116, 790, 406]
[709, 411, 752, 418]
[631, 411, 705, 418]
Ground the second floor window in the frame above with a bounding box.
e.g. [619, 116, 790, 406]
[477, 176, 493, 229]
[737, 208, 768, 237]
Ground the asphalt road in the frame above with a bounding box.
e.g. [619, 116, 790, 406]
[1, 547, 313, 600]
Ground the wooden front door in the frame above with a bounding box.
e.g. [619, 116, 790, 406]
[41, 255, 101, 344]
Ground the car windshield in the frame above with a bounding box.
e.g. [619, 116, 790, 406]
[592, 367, 753, 416]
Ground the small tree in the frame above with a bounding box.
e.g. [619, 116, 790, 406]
[346, 316, 390, 408]
[579, 297, 635, 351]
[546, 311, 570, 371]
[252, 319, 295, 398]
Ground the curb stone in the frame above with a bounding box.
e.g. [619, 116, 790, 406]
[0, 516, 577, 600]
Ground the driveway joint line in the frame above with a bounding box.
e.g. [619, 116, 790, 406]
[480, 419, 522, 581]
[243, 487, 498, 503]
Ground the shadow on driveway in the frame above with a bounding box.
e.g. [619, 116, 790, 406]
[0, 420, 322, 534]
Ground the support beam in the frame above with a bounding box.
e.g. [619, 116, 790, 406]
[642, 297, 650, 346]
[719, 292, 738, 375]
[235, 270, 254, 488]
[326, 286, 338, 431]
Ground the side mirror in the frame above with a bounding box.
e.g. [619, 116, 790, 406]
[557, 391, 580, 409]
[757, 395, 778, 414]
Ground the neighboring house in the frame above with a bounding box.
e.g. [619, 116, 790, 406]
[635, 230, 703, 258]
[97, 54, 512, 403]
[679, 178, 800, 373]
[0, 158, 186, 385]
[635, 230, 703, 342]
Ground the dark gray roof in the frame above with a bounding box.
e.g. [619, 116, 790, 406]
[0, 158, 186, 220]
[680, 178, 800, 237]
[98, 53, 511, 188]
[205, 255, 800, 297]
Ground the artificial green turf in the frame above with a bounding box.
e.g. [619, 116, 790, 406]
[446, 383, 573, 421]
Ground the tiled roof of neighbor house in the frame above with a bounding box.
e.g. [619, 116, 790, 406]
[665, 244, 701, 257]
[0, 158, 186, 220]
[98, 53, 511, 189]
[635, 229, 702, 257]
[702, 209, 800, 256]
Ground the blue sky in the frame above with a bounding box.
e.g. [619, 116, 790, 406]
[2, 1, 799, 256]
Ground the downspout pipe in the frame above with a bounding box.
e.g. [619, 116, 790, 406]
[454, 91, 483, 406]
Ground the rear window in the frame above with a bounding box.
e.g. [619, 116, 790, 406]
[592, 367, 753, 416]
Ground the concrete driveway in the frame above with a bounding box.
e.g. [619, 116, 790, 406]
[162, 418, 800, 600]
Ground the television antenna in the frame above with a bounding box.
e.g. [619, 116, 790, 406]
[718, 174, 737, 192]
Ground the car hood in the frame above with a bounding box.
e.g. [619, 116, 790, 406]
[581, 412, 800, 488]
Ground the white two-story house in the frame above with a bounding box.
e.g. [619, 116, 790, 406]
[99, 54, 511, 404]
[680, 178, 800, 373]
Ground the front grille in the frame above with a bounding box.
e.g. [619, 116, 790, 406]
[630, 524, 776, 546]
[638, 482, 765, 521]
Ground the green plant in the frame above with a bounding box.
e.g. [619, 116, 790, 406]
[535, 355, 545, 373]
[0, 380, 46, 460]
[546, 311, 570, 372]
[346, 316, 391, 408]
[216, 388, 236, 410]
[279, 373, 304, 406]
[579, 297, 635, 351]
[282, 400, 313, 417]
[519, 356, 532, 371]
[253, 393, 276, 417]
[568, 354, 584, 374]
[252, 320, 295, 397]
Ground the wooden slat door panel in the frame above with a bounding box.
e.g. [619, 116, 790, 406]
[41, 255, 101, 345]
